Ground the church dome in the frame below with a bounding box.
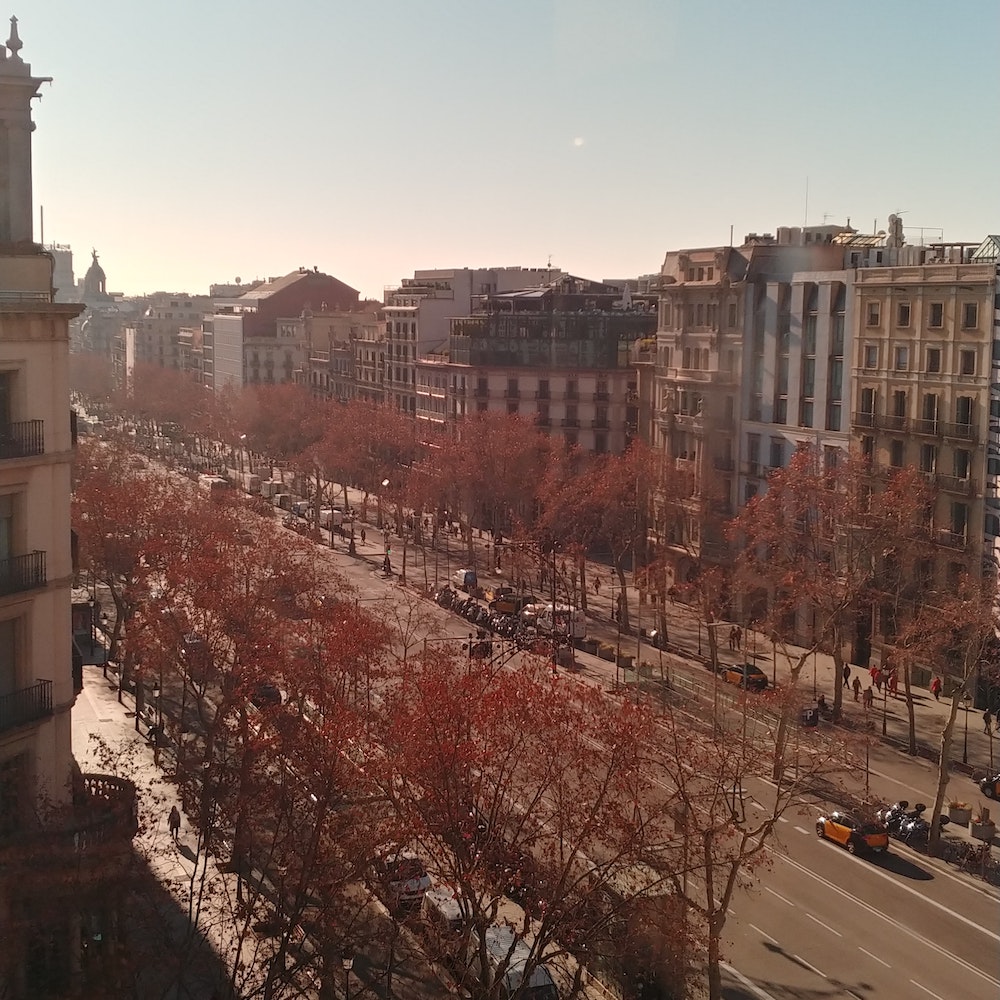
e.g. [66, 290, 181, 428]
[83, 249, 107, 299]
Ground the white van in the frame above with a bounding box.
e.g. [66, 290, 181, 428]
[467, 923, 559, 1000]
[420, 885, 466, 964]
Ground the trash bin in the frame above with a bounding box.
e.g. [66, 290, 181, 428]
[800, 706, 819, 728]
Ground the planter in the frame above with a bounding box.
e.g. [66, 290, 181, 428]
[597, 643, 616, 662]
[616, 654, 634, 670]
[580, 638, 599, 655]
[971, 821, 996, 842]
[948, 806, 972, 826]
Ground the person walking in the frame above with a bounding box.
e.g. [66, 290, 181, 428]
[843, 664, 851, 689]
[734, 625, 742, 651]
[873, 668, 883, 694]
[360, 527, 366, 545]
[863, 687, 874, 711]
[888, 669, 899, 699]
[930, 676, 942, 701]
[593, 575, 601, 596]
[985, 709, 993, 736]
[728, 626, 738, 651]
[852, 675, 862, 702]
[168, 805, 181, 842]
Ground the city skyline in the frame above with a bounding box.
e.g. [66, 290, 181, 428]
[26, 0, 1000, 299]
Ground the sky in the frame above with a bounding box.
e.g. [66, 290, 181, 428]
[21, 0, 1000, 299]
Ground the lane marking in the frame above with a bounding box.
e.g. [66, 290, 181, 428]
[793, 954, 826, 979]
[805, 912, 842, 937]
[764, 886, 794, 906]
[777, 815, 789, 823]
[748, 922, 778, 945]
[858, 946, 890, 968]
[793, 825, 810, 835]
[771, 850, 1000, 989]
[910, 980, 947, 1000]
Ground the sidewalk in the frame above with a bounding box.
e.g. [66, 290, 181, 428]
[74, 629, 451, 1000]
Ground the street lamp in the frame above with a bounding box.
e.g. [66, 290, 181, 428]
[342, 951, 354, 1000]
[238, 433, 247, 476]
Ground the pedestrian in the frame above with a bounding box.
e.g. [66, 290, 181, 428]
[874, 668, 883, 693]
[360, 527, 366, 545]
[888, 669, 898, 699]
[930, 676, 942, 701]
[843, 664, 851, 689]
[593, 575, 601, 596]
[863, 687, 874, 711]
[734, 625, 742, 651]
[382, 554, 391, 576]
[985, 709, 993, 736]
[869, 664, 879, 685]
[852, 676, 862, 702]
[168, 805, 181, 841]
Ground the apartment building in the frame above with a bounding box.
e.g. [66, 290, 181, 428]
[851, 246, 1000, 590]
[384, 267, 557, 414]
[133, 292, 212, 370]
[211, 268, 358, 391]
[416, 274, 653, 452]
[294, 307, 385, 403]
[0, 28, 136, 997]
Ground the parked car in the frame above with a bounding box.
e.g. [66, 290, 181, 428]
[373, 849, 432, 911]
[816, 812, 889, 855]
[724, 663, 768, 691]
[251, 681, 282, 709]
[979, 772, 1000, 799]
[489, 592, 538, 616]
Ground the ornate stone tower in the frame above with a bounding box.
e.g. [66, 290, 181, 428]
[0, 16, 49, 243]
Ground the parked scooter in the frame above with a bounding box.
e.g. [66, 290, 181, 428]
[898, 803, 949, 846]
[877, 800, 910, 836]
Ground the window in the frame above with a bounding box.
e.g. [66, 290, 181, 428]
[860, 386, 877, 416]
[566, 379, 578, 400]
[506, 377, 519, 398]
[861, 435, 874, 459]
[747, 433, 761, 475]
[894, 346, 909, 371]
[507, 400, 519, 415]
[960, 350, 976, 376]
[682, 347, 691, 369]
[962, 303, 978, 329]
[951, 502, 969, 538]
[863, 345, 878, 369]
[919, 443, 936, 473]
[662, 302, 672, 327]
[892, 390, 907, 417]
[537, 379, 549, 399]
[889, 440, 904, 467]
[773, 398, 787, 424]
[697, 267, 704, 281]
[823, 446, 840, 474]
[929, 302, 944, 328]
[866, 302, 881, 326]
[696, 304, 704, 326]
[956, 396, 973, 426]
[707, 267, 714, 281]
[594, 431, 607, 454]
[926, 347, 941, 373]
[897, 302, 911, 327]
[728, 303, 738, 328]
[799, 399, 813, 427]
[769, 437, 784, 470]
[954, 449, 970, 480]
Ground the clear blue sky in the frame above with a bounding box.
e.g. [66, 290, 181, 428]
[23, 0, 1000, 299]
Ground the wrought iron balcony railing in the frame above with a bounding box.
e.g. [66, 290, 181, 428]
[0, 678, 52, 733]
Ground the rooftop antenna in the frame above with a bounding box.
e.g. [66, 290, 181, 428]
[803, 176, 809, 228]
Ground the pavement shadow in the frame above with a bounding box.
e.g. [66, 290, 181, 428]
[177, 841, 198, 863]
[872, 850, 933, 880]
[757, 941, 875, 997]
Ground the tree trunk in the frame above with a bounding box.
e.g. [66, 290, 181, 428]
[928, 690, 962, 855]
[902, 656, 917, 754]
[615, 564, 630, 630]
[831, 633, 845, 721]
[578, 556, 588, 615]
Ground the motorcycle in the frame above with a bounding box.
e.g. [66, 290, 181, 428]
[877, 800, 910, 836]
[979, 772, 1000, 799]
[898, 804, 949, 846]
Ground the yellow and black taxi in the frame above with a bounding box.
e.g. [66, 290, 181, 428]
[816, 812, 889, 855]
[723, 662, 769, 691]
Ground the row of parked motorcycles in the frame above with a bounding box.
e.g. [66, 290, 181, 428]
[876, 800, 950, 846]
[433, 586, 545, 648]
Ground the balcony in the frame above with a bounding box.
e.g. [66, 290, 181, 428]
[592, 419, 609, 429]
[561, 418, 580, 428]
[744, 462, 762, 478]
[504, 389, 520, 400]
[882, 414, 906, 431]
[565, 389, 580, 402]
[937, 529, 968, 550]
[0, 420, 44, 460]
[535, 390, 551, 400]
[473, 386, 488, 399]
[939, 475, 976, 495]
[713, 457, 735, 472]
[851, 411, 876, 429]
[536, 416, 551, 428]
[0, 679, 52, 733]
[911, 418, 940, 436]
[942, 421, 976, 441]
[0, 551, 47, 596]
[0, 773, 138, 858]
[594, 391, 610, 402]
